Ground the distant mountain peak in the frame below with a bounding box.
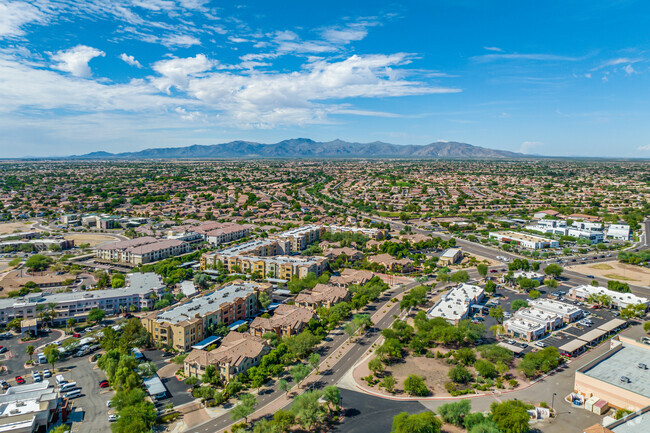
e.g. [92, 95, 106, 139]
[68, 139, 525, 159]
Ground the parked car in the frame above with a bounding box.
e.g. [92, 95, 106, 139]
[15, 376, 24, 384]
[0, 380, 9, 390]
[43, 369, 52, 378]
[99, 380, 109, 388]
[108, 414, 118, 422]
[72, 333, 81, 338]
[535, 341, 547, 348]
[0, 346, 7, 354]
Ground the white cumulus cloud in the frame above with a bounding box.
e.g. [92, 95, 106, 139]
[0, 1, 47, 38]
[119, 53, 142, 68]
[51, 45, 105, 77]
[152, 54, 215, 91]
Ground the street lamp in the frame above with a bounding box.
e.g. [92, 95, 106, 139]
[551, 392, 557, 413]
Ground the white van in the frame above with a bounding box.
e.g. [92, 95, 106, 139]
[64, 389, 81, 399]
[38, 354, 47, 364]
[55, 375, 67, 386]
[59, 382, 77, 392]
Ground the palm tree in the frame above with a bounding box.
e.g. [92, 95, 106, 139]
[48, 303, 57, 326]
[26, 345, 35, 362]
[66, 318, 75, 334]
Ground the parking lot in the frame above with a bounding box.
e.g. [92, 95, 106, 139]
[0, 329, 112, 433]
[471, 286, 626, 356]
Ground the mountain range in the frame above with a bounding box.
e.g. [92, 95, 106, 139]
[69, 138, 525, 159]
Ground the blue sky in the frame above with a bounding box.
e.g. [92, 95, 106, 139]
[1, 0, 649, 157]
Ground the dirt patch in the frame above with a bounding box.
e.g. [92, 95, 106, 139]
[0, 222, 35, 235]
[590, 264, 613, 270]
[568, 260, 650, 285]
[64, 233, 119, 247]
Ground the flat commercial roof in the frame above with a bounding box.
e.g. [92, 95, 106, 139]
[608, 405, 650, 433]
[597, 318, 627, 333]
[578, 328, 608, 343]
[559, 339, 588, 353]
[580, 344, 650, 398]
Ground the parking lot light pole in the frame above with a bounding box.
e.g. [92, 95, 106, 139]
[551, 392, 557, 413]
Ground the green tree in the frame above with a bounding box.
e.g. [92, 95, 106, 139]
[308, 353, 320, 371]
[528, 290, 541, 299]
[477, 264, 488, 278]
[489, 306, 505, 324]
[491, 400, 531, 433]
[88, 308, 106, 324]
[285, 330, 319, 358]
[391, 411, 441, 433]
[437, 399, 471, 426]
[484, 280, 497, 293]
[511, 299, 529, 311]
[453, 348, 476, 366]
[643, 321, 650, 333]
[193, 273, 210, 290]
[258, 291, 272, 310]
[448, 365, 472, 384]
[368, 357, 384, 375]
[380, 375, 396, 393]
[450, 270, 470, 283]
[290, 364, 311, 388]
[66, 317, 75, 334]
[322, 385, 341, 413]
[231, 393, 257, 424]
[403, 375, 429, 396]
[201, 365, 219, 385]
[25, 254, 52, 272]
[278, 379, 290, 396]
[43, 345, 60, 370]
[111, 398, 157, 433]
[543, 264, 563, 278]
[26, 345, 35, 362]
[291, 390, 325, 429]
[474, 359, 498, 379]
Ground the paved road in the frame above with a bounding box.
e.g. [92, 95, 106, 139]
[185, 280, 427, 433]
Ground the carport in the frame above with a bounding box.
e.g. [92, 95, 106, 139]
[498, 342, 525, 356]
[578, 328, 608, 347]
[559, 339, 588, 357]
[597, 318, 627, 337]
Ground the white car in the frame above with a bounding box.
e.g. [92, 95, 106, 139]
[43, 370, 51, 378]
[106, 400, 112, 408]
[108, 414, 118, 422]
[535, 341, 546, 348]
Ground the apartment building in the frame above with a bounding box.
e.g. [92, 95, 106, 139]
[325, 225, 387, 240]
[184, 332, 270, 382]
[278, 225, 325, 251]
[141, 281, 260, 351]
[201, 235, 327, 278]
[0, 273, 165, 326]
[568, 285, 649, 310]
[294, 284, 349, 311]
[427, 283, 485, 324]
[529, 298, 584, 323]
[250, 304, 316, 338]
[95, 236, 191, 265]
[489, 231, 559, 249]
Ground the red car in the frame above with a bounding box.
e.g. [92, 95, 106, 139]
[99, 380, 109, 388]
[15, 376, 24, 384]
[72, 333, 81, 338]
